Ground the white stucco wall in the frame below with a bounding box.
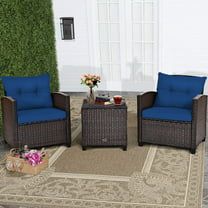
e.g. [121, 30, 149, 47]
[159, 0, 208, 93]
[53, 0, 208, 93]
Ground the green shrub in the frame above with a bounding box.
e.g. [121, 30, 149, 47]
[0, 0, 58, 135]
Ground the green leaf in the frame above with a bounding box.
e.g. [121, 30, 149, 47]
[0, 0, 58, 135]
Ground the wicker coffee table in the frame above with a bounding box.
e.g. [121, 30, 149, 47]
[81, 100, 127, 151]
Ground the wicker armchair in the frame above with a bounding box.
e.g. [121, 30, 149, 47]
[1, 74, 71, 148]
[137, 73, 207, 154]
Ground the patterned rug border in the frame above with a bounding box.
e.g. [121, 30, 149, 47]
[0, 143, 204, 208]
[49, 125, 81, 167]
[185, 142, 204, 207]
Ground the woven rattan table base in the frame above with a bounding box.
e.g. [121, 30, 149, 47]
[81, 101, 127, 150]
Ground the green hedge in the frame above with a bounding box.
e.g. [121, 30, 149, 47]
[0, 0, 58, 135]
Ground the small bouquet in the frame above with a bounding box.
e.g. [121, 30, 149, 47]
[10, 145, 46, 166]
[23, 150, 45, 166]
[81, 74, 101, 88]
[6, 146, 48, 175]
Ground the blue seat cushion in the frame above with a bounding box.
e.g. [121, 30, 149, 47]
[142, 107, 192, 122]
[1, 74, 53, 110]
[154, 72, 207, 109]
[17, 108, 66, 125]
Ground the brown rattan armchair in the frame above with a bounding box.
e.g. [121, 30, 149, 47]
[1, 92, 71, 148]
[1, 74, 71, 148]
[137, 73, 207, 154]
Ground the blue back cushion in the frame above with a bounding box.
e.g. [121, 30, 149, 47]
[154, 72, 207, 109]
[2, 74, 53, 110]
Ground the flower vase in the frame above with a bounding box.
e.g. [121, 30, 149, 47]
[87, 87, 95, 104]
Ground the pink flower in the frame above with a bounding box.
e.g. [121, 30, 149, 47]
[24, 150, 43, 166]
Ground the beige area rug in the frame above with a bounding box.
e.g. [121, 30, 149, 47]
[53, 112, 150, 176]
[0, 96, 205, 208]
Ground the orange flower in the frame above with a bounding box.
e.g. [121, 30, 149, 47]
[80, 74, 101, 88]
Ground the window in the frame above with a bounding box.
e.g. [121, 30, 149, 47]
[132, 0, 157, 80]
[97, 0, 158, 90]
[97, 0, 121, 81]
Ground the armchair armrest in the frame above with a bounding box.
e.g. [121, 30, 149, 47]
[192, 94, 206, 101]
[137, 91, 157, 116]
[192, 94, 207, 147]
[51, 92, 70, 112]
[1, 96, 18, 144]
[51, 92, 71, 147]
[1, 96, 17, 123]
[137, 91, 157, 145]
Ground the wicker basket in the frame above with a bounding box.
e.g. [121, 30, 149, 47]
[6, 150, 49, 175]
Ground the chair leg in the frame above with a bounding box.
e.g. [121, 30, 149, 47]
[138, 141, 144, 146]
[65, 142, 71, 147]
[190, 148, 196, 154]
[123, 146, 127, 151]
